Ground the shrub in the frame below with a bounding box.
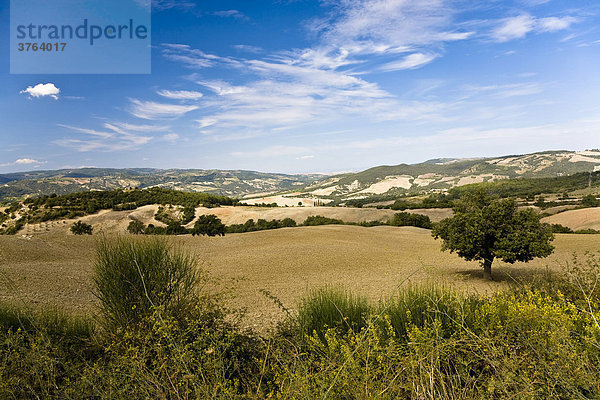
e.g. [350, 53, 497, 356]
[93, 236, 199, 330]
[127, 219, 145, 234]
[389, 212, 433, 229]
[296, 286, 371, 339]
[302, 215, 344, 226]
[192, 215, 226, 236]
[550, 223, 574, 233]
[70, 221, 93, 235]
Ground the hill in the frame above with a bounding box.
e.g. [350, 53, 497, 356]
[302, 150, 600, 201]
[0, 168, 325, 201]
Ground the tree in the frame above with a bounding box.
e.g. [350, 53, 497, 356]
[191, 215, 225, 237]
[71, 221, 93, 235]
[432, 191, 554, 279]
[127, 219, 146, 234]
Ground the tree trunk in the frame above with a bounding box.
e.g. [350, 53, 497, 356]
[482, 257, 494, 280]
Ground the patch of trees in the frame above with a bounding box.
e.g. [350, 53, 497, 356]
[389, 212, 433, 229]
[451, 171, 600, 200]
[226, 218, 297, 233]
[71, 221, 93, 235]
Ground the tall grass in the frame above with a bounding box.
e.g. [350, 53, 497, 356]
[381, 284, 463, 340]
[93, 235, 199, 330]
[297, 285, 371, 338]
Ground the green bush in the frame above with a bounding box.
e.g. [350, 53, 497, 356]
[296, 286, 371, 339]
[192, 214, 226, 236]
[302, 215, 344, 226]
[550, 223, 573, 233]
[70, 221, 93, 235]
[93, 236, 199, 330]
[389, 212, 433, 229]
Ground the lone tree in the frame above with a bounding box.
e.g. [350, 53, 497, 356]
[192, 215, 226, 237]
[432, 191, 554, 279]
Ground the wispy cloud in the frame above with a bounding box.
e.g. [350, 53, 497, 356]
[129, 99, 199, 119]
[55, 122, 169, 152]
[20, 83, 60, 100]
[212, 10, 248, 20]
[157, 89, 204, 100]
[492, 14, 578, 42]
[380, 53, 438, 71]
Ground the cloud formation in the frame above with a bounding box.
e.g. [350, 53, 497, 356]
[492, 14, 577, 42]
[20, 83, 60, 100]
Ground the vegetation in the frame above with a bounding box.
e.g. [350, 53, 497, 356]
[303, 215, 344, 226]
[70, 221, 93, 235]
[389, 211, 433, 229]
[433, 191, 554, 279]
[192, 215, 226, 237]
[2, 238, 600, 398]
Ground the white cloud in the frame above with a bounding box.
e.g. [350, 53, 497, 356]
[56, 122, 159, 152]
[212, 10, 248, 20]
[492, 14, 536, 42]
[15, 158, 44, 165]
[296, 155, 315, 160]
[20, 83, 60, 100]
[380, 53, 438, 71]
[538, 16, 577, 32]
[492, 14, 577, 42]
[232, 145, 310, 158]
[232, 44, 263, 53]
[157, 89, 204, 100]
[129, 99, 199, 119]
[161, 133, 180, 142]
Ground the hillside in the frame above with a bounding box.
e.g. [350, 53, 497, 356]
[0, 168, 325, 201]
[303, 150, 600, 201]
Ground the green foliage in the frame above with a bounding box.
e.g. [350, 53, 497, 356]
[127, 219, 145, 234]
[226, 217, 297, 233]
[296, 286, 371, 339]
[192, 215, 226, 237]
[550, 223, 574, 233]
[93, 236, 199, 330]
[450, 171, 600, 199]
[303, 215, 344, 226]
[70, 221, 93, 235]
[582, 194, 600, 207]
[389, 212, 433, 229]
[433, 191, 554, 278]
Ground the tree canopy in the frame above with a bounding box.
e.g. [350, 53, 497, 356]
[432, 191, 554, 279]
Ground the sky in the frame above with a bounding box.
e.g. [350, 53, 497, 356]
[1, 0, 600, 174]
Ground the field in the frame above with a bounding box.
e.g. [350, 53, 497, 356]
[1, 225, 598, 331]
[542, 207, 600, 230]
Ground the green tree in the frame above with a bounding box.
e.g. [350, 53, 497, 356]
[70, 221, 93, 235]
[127, 219, 146, 234]
[432, 192, 554, 279]
[192, 215, 226, 237]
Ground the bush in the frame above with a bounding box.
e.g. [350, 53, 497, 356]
[192, 214, 226, 236]
[127, 219, 145, 234]
[70, 221, 93, 235]
[550, 223, 574, 233]
[93, 236, 199, 330]
[296, 286, 371, 339]
[302, 215, 344, 226]
[389, 212, 433, 229]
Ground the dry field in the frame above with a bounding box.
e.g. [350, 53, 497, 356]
[1, 225, 599, 331]
[542, 208, 600, 231]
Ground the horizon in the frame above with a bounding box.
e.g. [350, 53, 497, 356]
[0, 147, 593, 176]
[2, 1, 600, 174]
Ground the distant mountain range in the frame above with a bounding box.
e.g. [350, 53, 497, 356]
[303, 150, 600, 200]
[1, 150, 599, 202]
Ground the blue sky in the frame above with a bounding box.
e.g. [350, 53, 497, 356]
[1, 0, 600, 174]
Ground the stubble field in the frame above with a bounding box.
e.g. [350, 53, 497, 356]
[1, 225, 598, 331]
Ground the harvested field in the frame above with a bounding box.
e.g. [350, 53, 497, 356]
[1, 226, 598, 331]
[542, 207, 600, 231]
